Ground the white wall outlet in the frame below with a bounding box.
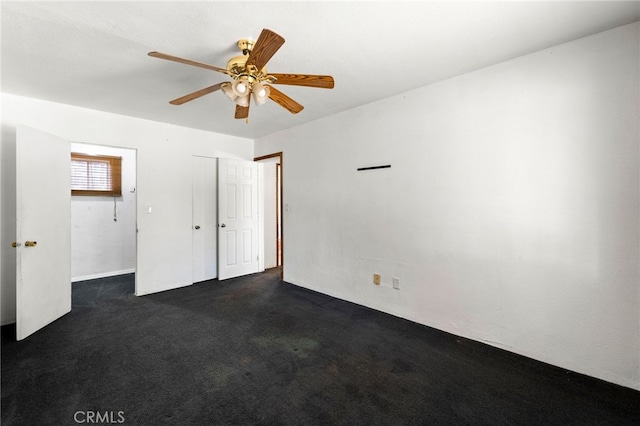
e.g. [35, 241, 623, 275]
[393, 277, 400, 290]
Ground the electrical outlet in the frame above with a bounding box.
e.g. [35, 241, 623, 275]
[393, 277, 400, 290]
[373, 274, 381, 285]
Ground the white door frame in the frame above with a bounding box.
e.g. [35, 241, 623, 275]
[254, 152, 283, 279]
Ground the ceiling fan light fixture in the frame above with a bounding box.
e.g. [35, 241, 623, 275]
[232, 79, 250, 97]
[221, 82, 237, 101]
[252, 82, 270, 105]
[235, 94, 250, 107]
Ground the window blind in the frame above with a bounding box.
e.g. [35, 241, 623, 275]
[70, 153, 122, 196]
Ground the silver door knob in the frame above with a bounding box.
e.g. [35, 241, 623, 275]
[194, 225, 201, 230]
[220, 223, 226, 228]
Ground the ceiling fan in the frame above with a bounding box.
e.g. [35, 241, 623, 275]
[148, 28, 335, 121]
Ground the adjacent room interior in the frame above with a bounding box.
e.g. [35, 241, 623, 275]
[0, 1, 638, 424]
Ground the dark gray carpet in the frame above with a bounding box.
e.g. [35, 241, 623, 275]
[2, 269, 639, 425]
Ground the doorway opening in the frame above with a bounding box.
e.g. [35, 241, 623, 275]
[255, 152, 283, 279]
[70, 143, 137, 304]
[276, 162, 282, 267]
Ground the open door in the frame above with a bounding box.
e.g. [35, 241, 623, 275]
[15, 126, 71, 340]
[217, 158, 260, 280]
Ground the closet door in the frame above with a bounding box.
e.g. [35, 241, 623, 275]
[217, 159, 260, 280]
[192, 156, 217, 283]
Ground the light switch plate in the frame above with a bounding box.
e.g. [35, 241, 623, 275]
[393, 277, 400, 290]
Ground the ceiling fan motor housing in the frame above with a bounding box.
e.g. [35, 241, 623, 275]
[227, 49, 268, 82]
[226, 55, 250, 76]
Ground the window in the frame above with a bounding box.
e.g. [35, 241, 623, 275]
[71, 152, 122, 196]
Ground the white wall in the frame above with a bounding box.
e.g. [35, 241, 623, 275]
[70, 143, 137, 281]
[255, 23, 640, 390]
[1, 95, 253, 324]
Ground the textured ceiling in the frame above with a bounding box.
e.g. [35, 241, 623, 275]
[2, 1, 639, 140]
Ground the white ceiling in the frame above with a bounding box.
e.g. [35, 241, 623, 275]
[2, 1, 639, 140]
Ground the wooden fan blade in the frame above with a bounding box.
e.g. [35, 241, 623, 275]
[235, 98, 250, 120]
[246, 29, 285, 71]
[270, 74, 334, 89]
[148, 51, 228, 74]
[169, 83, 225, 105]
[267, 85, 304, 114]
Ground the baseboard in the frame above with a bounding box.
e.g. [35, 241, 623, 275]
[71, 268, 135, 283]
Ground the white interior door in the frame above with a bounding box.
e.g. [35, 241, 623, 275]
[218, 158, 260, 280]
[16, 125, 71, 340]
[192, 156, 218, 283]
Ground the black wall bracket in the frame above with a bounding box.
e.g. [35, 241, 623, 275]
[357, 165, 391, 171]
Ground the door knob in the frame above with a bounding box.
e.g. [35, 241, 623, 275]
[11, 242, 21, 248]
[220, 224, 226, 228]
[25, 241, 37, 247]
[194, 225, 201, 230]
